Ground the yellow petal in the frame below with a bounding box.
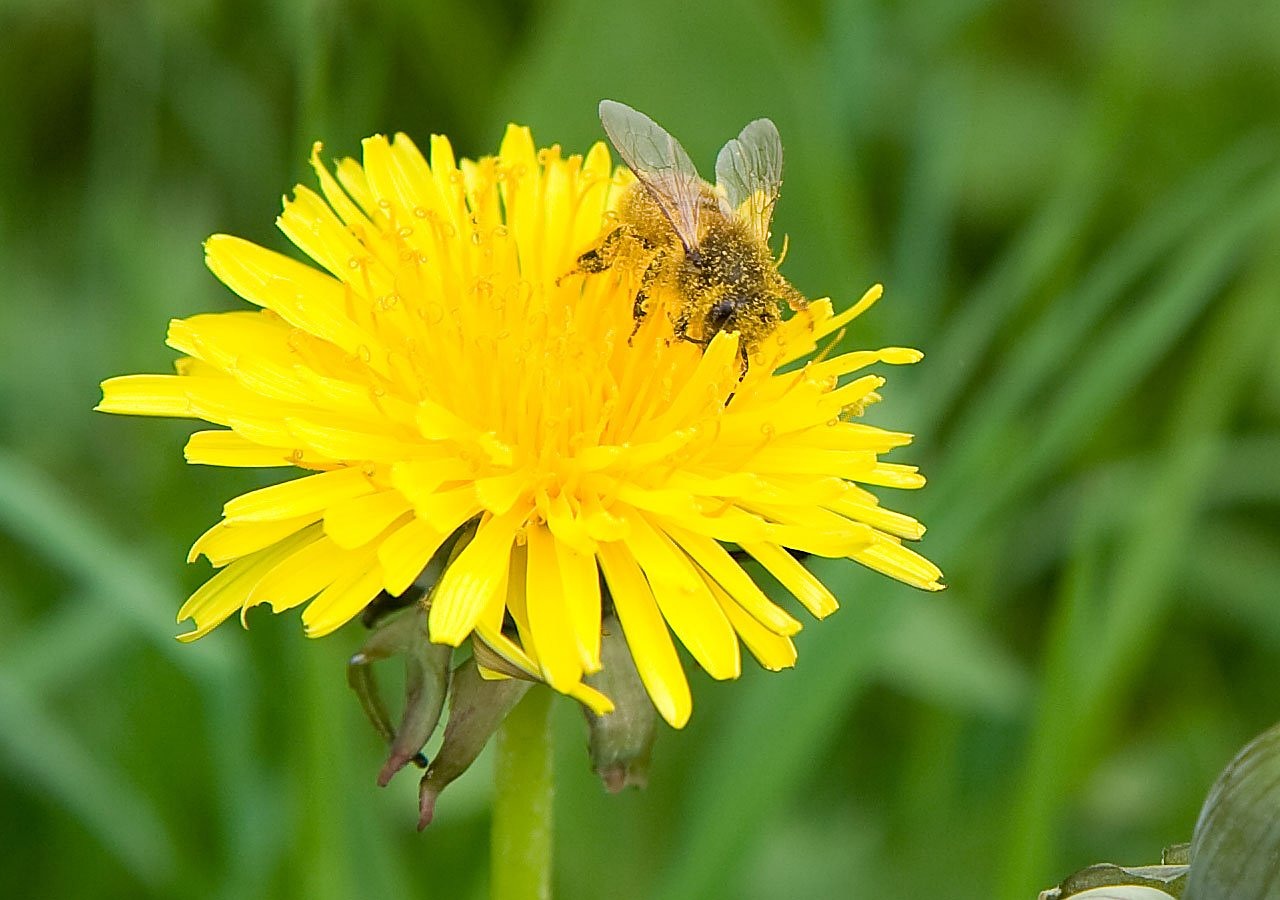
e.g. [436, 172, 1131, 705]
[245, 534, 352, 613]
[167, 313, 304, 401]
[826, 492, 926, 540]
[550, 529, 602, 672]
[743, 502, 876, 558]
[804, 346, 923, 382]
[567, 682, 615, 716]
[651, 505, 769, 552]
[184, 430, 294, 468]
[277, 184, 393, 297]
[625, 513, 739, 680]
[662, 525, 801, 637]
[543, 490, 596, 559]
[429, 506, 526, 645]
[778, 421, 914, 453]
[377, 516, 452, 596]
[596, 541, 691, 728]
[780, 284, 883, 362]
[309, 142, 374, 230]
[503, 544, 533, 652]
[747, 446, 879, 481]
[286, 418, 425, 463]
[852, 534, 945, 591]
[524, 522, 585, 691]
[860, 462, 928, 490]
[223, 466, 375, 523]
[474, 624, 540, 679]
[98, 374, 201, 418]
[176, 528, 317, 640]
[188, 515, 321, 566]
[203, 234, 378, 360]
[301, 550, 385, 637]
[740, 542, 839, 619]
[634, 331, 739, 440]
[579, 492, 629, 542]
[389, 458, 478, 505]
[334, 155, 376, 217]
[703, 572, 797, 671]
[474, 469, 530, 515]
[410, 484, 484, 534]
[324, 490, 413, 549]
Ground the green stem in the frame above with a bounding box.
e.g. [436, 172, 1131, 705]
[492, 685, 554, 900]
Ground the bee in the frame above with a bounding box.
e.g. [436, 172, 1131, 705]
[569, 99, 808, 364]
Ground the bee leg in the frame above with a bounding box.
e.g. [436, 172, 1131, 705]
[576, 227, 627, 273]
[781, 283, 815, 333]
[558, 226, 631, 286]
[672, 306, 698, 345]
[629, 252, 665, 341]
[782, 283, 809, 312]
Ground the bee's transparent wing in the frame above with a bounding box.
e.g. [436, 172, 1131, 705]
[599, 99, 704, 255]
[715, 118, 783, 244]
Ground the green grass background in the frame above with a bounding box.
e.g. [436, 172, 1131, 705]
[3, 1, 1279, 897]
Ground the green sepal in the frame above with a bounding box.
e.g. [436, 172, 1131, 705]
[582, 614, 657, 792]
[417, 656, 530, 829]
[378, 607, 452, 786]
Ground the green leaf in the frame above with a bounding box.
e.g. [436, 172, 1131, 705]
[1186, 721, 1280, 900]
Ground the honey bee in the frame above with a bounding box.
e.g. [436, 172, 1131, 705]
[570, 99, 808, 364]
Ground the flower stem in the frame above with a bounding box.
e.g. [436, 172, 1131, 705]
[492, 685, 554, 900]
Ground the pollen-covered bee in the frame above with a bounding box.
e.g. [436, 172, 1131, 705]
[570, 99, 808, 363]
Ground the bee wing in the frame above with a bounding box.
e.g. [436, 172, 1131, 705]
[599, 99, 704, 255]
[714, 117, 783, 244]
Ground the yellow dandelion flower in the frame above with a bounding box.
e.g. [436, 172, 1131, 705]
[98, 123, 941, 729]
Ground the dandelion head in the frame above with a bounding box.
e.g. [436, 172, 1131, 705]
[98, 123, 941, 738]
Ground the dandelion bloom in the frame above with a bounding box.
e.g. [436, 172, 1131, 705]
[98, 125, 941, 728]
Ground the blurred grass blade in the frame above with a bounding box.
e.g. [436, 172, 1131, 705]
[0, 452, 279, 896]
[292, 639, 419, 900]
[0, 450, 225, 673]
[938, 163, 1280, 553]
[0, 674, 176, 887]
[917, 183, 1098, 427]
[659, 587, 1028, 900]
[992, 429, 1280, 596]
[999, 253, 1280, 897]
[654, 571, 895, 900]
[875, 595, 1030, 717]
[1019, 168, 1280, 490]
[935, 134, 1277, 504]
[5, 596, 134, 693]
[998, 479, 1112, 900]
[888, 73, 967, 336]
[1184, 524, 1280, 650]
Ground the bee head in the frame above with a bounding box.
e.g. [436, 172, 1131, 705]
[705, 296, 739, 338]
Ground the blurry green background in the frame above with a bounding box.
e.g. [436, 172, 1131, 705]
[3, 0, 1279, 897]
